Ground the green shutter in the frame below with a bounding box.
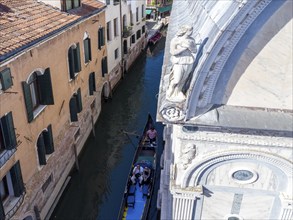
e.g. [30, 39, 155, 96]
[0, 112, 17, 150]
[22, 81, 34, 123]
[101, 27, 105, 46]
[10, 161, 25, 197]
[102, 57, 108, 76]
[69, 97, 78, 122]
[37, 134, 47, 165]
[88, 38, 92, 61]
[38, 68, 54, 105]
[84, 39, 89, 63]
[89, 72, 95, 95]
[43, 124, 54, 154]
[0, 68, 13, 91]
[98, 29, 102, 50]
[76, 88, 83, 113]
[0, 200, 4, 220]
[74, 43, 81, 72]
[68, 47, 75, 79]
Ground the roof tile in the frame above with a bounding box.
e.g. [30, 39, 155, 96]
[0, 0, 105, 60]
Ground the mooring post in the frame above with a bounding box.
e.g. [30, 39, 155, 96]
[73, 144, 79, 171]
[91, 115, 95, 137]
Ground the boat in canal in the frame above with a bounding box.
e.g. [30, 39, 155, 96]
[117, 114, 157, 220]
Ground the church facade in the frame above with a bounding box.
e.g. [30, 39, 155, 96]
[156, 0, 293, 219]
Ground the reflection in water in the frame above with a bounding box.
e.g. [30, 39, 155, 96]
[51, 37, 166, 220]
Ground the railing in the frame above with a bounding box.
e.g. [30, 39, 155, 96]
[113, 0, 120, 5]
[123, 26, 133, 38]
[5, 192, 26, 219]
[0, 148, 17, 168]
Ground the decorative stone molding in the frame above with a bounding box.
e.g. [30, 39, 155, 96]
[181, 151, 293, 188]
[160, 105, 185, 122]
[177, 130, 293, 148]
[178, 143, 197, 170]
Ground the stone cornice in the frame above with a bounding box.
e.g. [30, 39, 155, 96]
[178, 129, 293, 148]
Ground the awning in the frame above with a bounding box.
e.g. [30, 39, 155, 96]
[158, 5, 172, 13]
[146, 9, 152, 15]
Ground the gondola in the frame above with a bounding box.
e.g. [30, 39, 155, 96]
[117, 114, 157, 220]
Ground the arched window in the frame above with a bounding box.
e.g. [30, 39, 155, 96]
[98, 27, 105, 50]
[68, 43, 81, 80]
[83, 32, 92, 63]
[88, 72, 96, 96]
[36, 125, 54, 166]
[22, 68, 54, 123]
[69, 88, 83, 122]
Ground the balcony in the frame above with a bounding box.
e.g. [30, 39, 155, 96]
[4, 191, 25, 219]
[113, 0, 120, 5]
[123, 26, 133, 38]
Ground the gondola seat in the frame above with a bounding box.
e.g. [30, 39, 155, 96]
[142, 184, 149, 198]
[127, 194, 135, 208]
[128, 184, 136, 195]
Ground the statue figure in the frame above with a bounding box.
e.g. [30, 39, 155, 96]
[179, 143, 196, 169]
[166, 25, 197, 102]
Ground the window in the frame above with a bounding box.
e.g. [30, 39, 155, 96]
[114, 48, 119, 60]
[88, 72, 96, 95]
[0, 112, 17, 154]
[0, 68, 13, 91]
[130, 11, 133, 25]
[114, 18, 118, 37]
[98, 27, 105, 50]
[141, 5, 145, 18]
[36, 125, 54, 166]
[83, 33, 92, 63]
[122, 14, 127, 29]
[113, 0, 120, 5]
[69, 88, 82, 122]
[68, 43, 81, 79]
[142, 25, 145, 34]
[0, 161, 25, 219]
[136, 30, 141, 40]
[101, 57, 108, 77]
[106, 0, 110, 5]
[136, 7, 139, 22]
[107, 21, 112, 42]
[22, 68, 54, 123]
[65, 0, 80, 11]
[131, 34, 135, 44]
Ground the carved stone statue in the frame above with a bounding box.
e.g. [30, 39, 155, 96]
[166, 25, 197, 102]
[179, 143, 196, 169]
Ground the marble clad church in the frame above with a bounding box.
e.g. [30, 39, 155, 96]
[156, 0, 293, 219]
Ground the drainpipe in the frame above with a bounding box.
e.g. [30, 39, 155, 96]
[119, 0, 125, 79]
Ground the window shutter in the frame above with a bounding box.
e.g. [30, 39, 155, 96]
[104, 57, 108, 73]
[0, 68, 13, 91]
[84, 39, 89, 63]
[89, 72, 96, 95]
[43, 124, 54, 154]
[102, 57, 108, 76]
[102, 27, 105, 46]
[98, 29, 102, 50]
[10, 161, 25, 197]
[22, 81, 34, 123]
[69, 97, 78, 122]
[0, 200, 4, 220]
[88, 38, 92, 61]
[76, 88, 83, 113]
[74, 43, 81, 72]
[37, 134, 47, 165]
[68, 47, 75, 79]
[0, 112, 17, 150]
[38, 68, 54, 105]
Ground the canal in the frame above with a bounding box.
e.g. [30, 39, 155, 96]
[51, 37, 166, 220]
